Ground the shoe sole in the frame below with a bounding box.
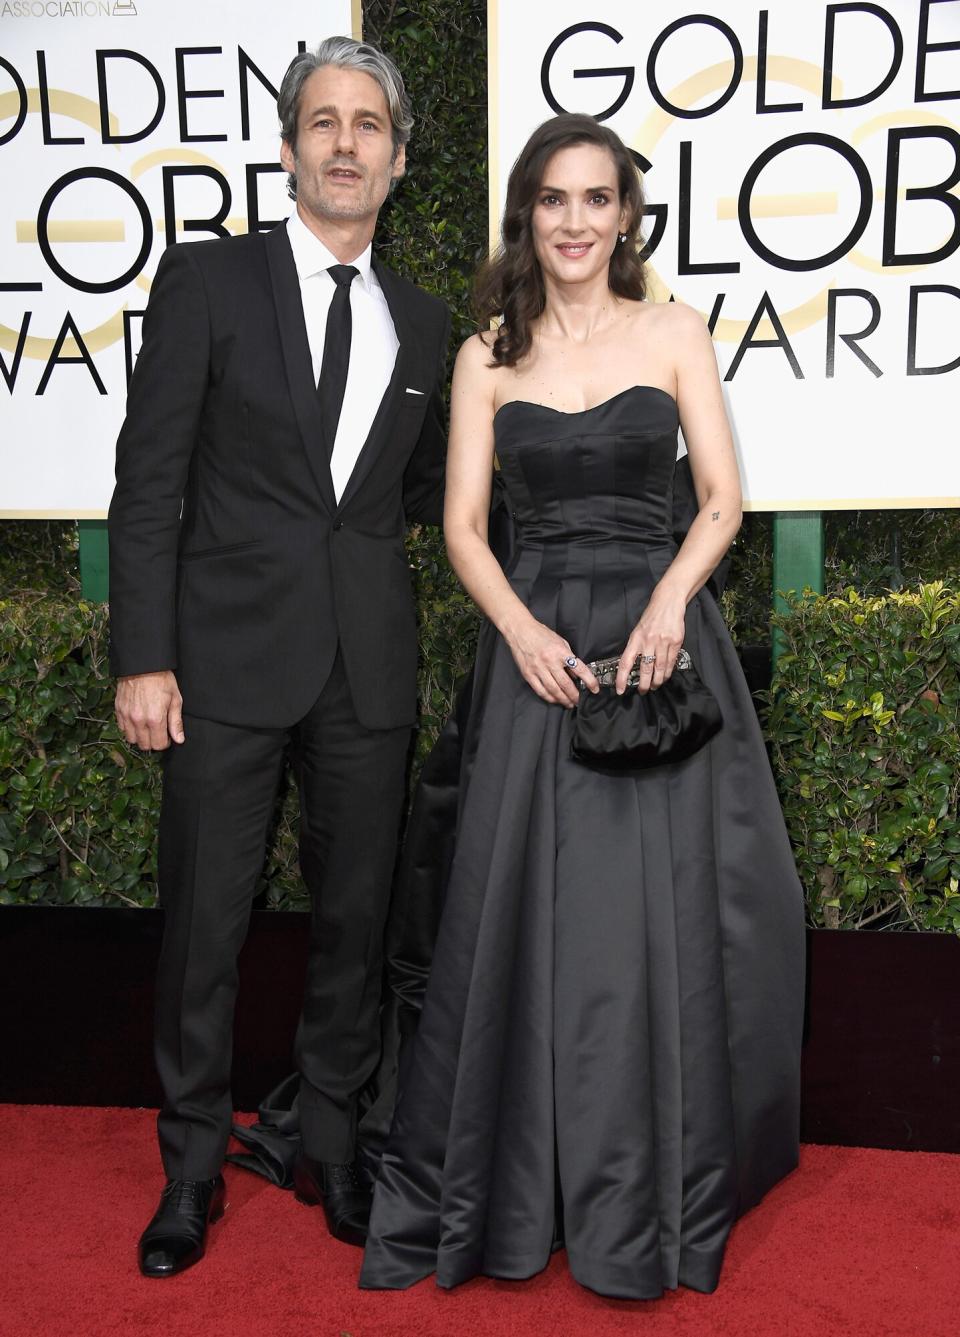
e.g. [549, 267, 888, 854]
[293, 1185, 322, 1208]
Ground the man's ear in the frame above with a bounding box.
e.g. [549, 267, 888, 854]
[280, 137, 296, 177]
[392, 142, 407, 181]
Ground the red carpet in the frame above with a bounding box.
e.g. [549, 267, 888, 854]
[2, 1106, 958, 1337]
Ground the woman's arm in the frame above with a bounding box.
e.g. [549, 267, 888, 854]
[617, 303, 742, 694]
[444, 335, 598, 706]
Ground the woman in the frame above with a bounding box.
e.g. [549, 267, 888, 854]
[360, 114, 804, 1300]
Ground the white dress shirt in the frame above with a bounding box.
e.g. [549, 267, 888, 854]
[286, 210, 399, 502]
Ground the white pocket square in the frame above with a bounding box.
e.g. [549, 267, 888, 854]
[405, 387, 426, 395]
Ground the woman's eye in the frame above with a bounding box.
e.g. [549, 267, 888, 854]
[540, 194, 561, 206]
[591, 194, 611, 206]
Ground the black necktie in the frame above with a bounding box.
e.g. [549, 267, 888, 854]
[317, 264, 358, 460]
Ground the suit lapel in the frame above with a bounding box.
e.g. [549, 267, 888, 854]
[264, 224, 336, 513]
[336, 257, 417, 512]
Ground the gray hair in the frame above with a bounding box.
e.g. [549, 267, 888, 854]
[278, 36, 413, 200]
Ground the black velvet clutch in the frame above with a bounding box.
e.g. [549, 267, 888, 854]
[570, 650, 723, 771]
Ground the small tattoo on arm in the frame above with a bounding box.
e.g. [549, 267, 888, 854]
[711, 511, 720, 521]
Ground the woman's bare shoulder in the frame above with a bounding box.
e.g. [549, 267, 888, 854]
[455, 328, 499, 371]
[643, 298, 708, 336]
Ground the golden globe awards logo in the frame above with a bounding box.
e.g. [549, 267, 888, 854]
[536, 6, 960, 383]
[0, 37, 301, 397]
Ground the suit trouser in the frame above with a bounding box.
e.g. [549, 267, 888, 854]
[154, 652, 411, 1179]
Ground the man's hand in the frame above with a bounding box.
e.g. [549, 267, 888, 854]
[115, 671, 185, 750]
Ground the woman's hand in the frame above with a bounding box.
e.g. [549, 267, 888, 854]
[616, 590, 686, 695]
[505, 616, 600, 707]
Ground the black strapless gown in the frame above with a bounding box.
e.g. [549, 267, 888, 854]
[360, 386, 805, 1300]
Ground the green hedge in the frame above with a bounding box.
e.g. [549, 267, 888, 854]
[5, 577, 959, 924]
[0, 596, 153, 907]
[768, 583, 960, 931]
[722, 509, 960, 646]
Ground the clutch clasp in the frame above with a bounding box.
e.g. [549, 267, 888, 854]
[583, 648, 692, 689]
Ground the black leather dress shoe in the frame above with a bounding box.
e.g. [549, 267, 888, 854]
[138, 1175, 226, 1277]
[293, 1157, 371, 1247]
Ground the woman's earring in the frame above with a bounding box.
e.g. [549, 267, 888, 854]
[618, 233, 627, 244]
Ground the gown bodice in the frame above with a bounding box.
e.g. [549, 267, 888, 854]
[493, 385, 680, 550]
[492, 384, 684, 664]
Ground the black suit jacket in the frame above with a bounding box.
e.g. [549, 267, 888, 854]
[108, 224, 451, 730]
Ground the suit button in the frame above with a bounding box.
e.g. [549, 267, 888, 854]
[333, 521, 343, 530]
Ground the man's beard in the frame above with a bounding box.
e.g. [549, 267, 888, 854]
[299, 158, 384, 222]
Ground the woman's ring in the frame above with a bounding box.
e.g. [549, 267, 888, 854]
[564, 655, 578, 669]
[640, 654, 656, 665]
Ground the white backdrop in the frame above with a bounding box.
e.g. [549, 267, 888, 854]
[489, 0, 960, 509]
[0, 0, 358, 516]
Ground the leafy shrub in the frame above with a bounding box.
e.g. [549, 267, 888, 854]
[722, 513, 773, 645]
[825, 509, 960, 596]
[722, 509, 960, 647]
[0, 595, 157, 907]
[369, 0, 488, 346]
[767, 582, 960, 931]
[407, 525, 480, 767]
[0, 522, 79, 598]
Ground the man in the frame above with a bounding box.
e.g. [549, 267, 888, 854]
[108, 36, 449, 1277]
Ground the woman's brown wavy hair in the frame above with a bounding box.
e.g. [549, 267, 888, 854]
[476, 113, 647, 368]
